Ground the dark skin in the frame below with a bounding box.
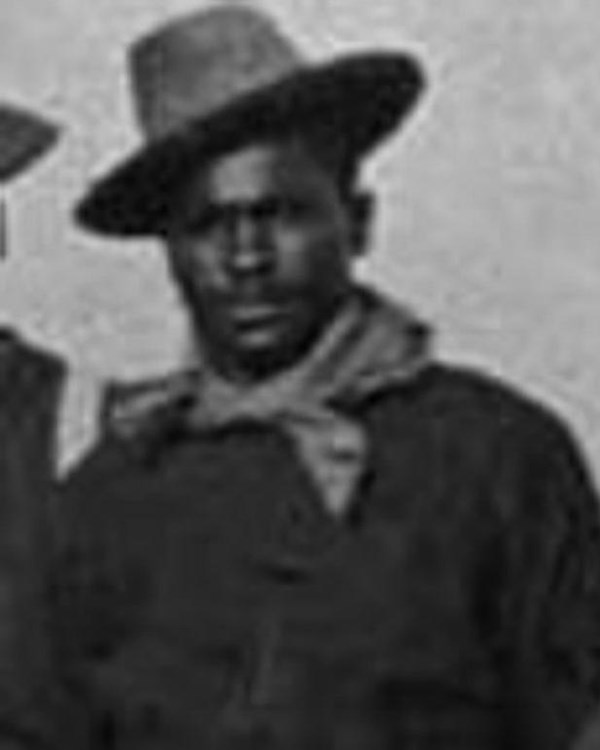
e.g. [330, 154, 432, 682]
[165, 137, 373, 383]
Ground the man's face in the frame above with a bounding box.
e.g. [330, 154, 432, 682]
[166, 138, 369, 382]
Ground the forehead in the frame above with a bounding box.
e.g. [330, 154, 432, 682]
[180, 138, 340, 207]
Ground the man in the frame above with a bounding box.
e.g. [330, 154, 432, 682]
[0, 103, 64, 495]
[0, 103, 116, 750]
[0, 103, 67, 748]
[0, 102, 101, 479]
[46, 6, 600, 749]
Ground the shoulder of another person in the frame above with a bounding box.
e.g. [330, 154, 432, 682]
[1, 329, 66, 384]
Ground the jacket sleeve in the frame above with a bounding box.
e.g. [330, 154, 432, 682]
[43, 439, 150, 750]
[0, 354, 73, 749]
[0, 434, 136, 749]
[496, 412, 600, 749]
[0, 481, 104, 750]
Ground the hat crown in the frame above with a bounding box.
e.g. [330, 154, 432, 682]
[131, 5, 303, 140]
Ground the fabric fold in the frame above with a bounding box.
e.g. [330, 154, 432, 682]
[104, 286, 430, 516]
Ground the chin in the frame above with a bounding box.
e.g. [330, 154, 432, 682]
[231, 336, 306, 380]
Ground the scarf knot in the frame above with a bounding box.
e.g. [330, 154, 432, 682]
[103, 288, 430, 518]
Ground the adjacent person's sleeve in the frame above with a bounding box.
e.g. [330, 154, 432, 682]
[45, 438, 150, 750]
[497, 412, 600, 749]
[0, 480, 113, 750]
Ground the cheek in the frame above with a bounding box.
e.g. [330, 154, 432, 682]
[276, 225, 351, 287]
[168, 240, 225, 293]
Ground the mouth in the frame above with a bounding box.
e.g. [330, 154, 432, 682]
[229, 303, 287, 326]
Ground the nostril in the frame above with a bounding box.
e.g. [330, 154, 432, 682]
[233, 251, 267, 271]
[228, 243, 272, 275]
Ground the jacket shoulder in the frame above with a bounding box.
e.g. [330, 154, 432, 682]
[417, 361, 578, 446]
[380, 360, 595, 501]
[394, 362, 598, 523]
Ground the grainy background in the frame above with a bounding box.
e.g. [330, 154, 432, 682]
[1, 0, 600, 473]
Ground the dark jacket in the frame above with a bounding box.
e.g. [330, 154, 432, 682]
[0, 332, 65, 749]
[43, 363, 600, 749]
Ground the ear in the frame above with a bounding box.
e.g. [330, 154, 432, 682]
[347, 190, 374, 258]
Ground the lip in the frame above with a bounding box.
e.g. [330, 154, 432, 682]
[229, 304, 285, 325]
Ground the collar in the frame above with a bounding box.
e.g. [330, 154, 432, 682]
[103, 286, 431, 516]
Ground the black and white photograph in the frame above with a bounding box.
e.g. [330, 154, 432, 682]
[2, 1, 600, 748]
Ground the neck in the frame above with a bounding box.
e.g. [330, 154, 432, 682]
[200, 339, 321, 386]
[193, 293, 368, 388]
[193, 294, 359, 386]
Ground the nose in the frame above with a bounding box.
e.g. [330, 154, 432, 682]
[225, 208, 274, 277]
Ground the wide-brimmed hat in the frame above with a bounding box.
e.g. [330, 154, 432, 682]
[75, 5, 425, 238]
[0, 104, 60, 259]
[0, 103, 59, 184]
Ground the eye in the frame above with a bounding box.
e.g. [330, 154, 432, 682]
[260, 197, 316, 225]
[181, 205, 224, 235]
[176, 197, 321, 238]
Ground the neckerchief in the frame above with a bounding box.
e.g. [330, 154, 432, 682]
[104, 287, 430, 518]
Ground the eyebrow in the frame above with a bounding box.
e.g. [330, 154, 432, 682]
[182, 193, 317, 224]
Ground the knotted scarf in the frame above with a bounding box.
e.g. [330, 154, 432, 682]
[104, 287, 429, 517]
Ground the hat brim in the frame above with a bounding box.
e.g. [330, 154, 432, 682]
[75, 53, 424, 237]
[0, 105, 59, 184]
